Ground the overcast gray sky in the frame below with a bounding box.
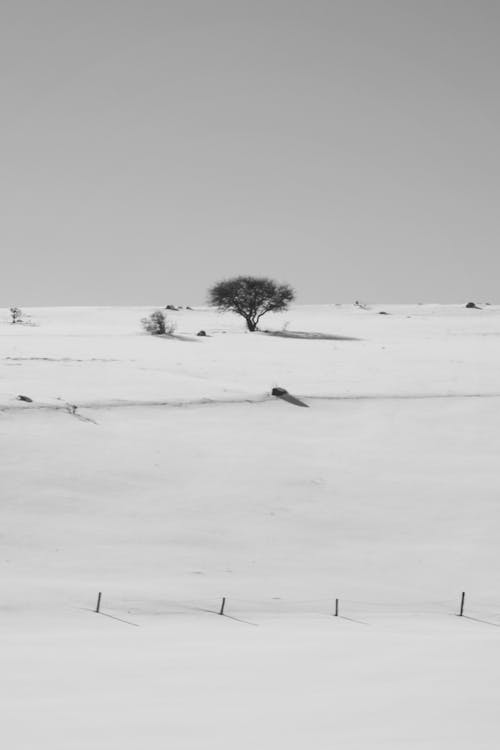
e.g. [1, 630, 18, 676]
[1, 0, 499, 306]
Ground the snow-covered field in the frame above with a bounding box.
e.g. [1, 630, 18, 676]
[1, 304, 500, 748]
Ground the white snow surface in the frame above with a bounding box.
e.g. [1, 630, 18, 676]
[1, 304, 500, 748]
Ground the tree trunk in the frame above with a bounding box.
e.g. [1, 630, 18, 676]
[245, 318, 257, 331]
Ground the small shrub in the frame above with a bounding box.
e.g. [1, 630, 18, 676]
[141, 310, 176, 336]
[10, 306, 23, 324]
[9, 307, 36, 325]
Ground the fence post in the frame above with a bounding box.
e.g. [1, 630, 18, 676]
[95, 592, 102, 614]
[219, 597, 226, 616]
[459, 591, 465, 617]
[334, 598, 339, 617]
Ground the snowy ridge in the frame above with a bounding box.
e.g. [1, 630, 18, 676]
[4, 391, 500, 416]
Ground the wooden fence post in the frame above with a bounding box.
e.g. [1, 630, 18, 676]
[219, 597, 226, 616]
[459, 591, 465, 617]
[334, 598, 339, 617]
[96, 592, 102, 614]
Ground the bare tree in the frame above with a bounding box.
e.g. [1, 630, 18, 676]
[208, 276, 295, 331]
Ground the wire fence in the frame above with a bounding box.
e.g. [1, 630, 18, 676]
[81, 591, 500, 628]
[4, 589, 500, 630]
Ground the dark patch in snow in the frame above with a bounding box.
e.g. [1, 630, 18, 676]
[271, 387, 309, 408]
[262, 330, 359, 341]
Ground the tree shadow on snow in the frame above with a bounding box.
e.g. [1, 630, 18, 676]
[261, 330, 361, 341]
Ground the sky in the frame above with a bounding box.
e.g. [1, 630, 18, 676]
[1, 0, 500, 306]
